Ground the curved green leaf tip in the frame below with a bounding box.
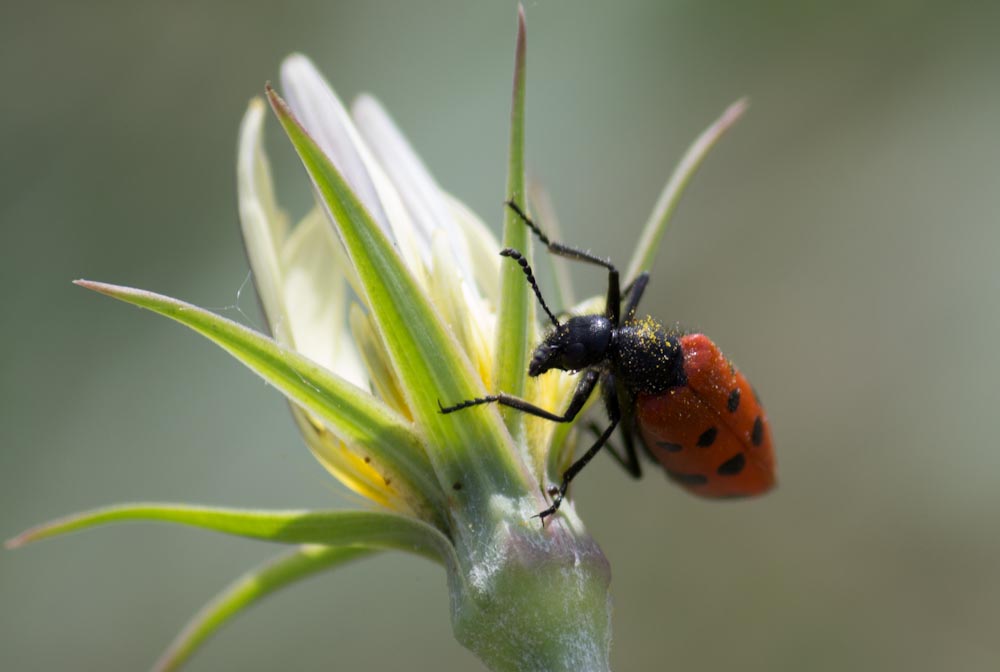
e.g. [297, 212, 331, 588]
[152, 545, 376, 672]
[68, 278, 444, 520]
[625, 97, 749, 283]
[5, 502, 454, 566]
[7, 503, 466, 668]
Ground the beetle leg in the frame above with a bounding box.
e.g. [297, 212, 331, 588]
[621, 272, 650, 322]
[581, 375, 642, 478]
[438, 369, 600, 423]
[583, 421, 642, 479]
[505, 200, 621, 324]
[536, 392, 622, 522]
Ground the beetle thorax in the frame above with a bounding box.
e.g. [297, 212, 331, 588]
[612, 315, 686, 394]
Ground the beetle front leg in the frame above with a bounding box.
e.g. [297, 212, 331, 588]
[438, 369, 600, 423]
[537, 405, 621, 523]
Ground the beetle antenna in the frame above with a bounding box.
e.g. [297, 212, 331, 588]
[505, 199, 553, 246]
[500, 248, 560, 328]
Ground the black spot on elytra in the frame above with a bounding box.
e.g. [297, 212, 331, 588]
[727, 388, 741, 413]
[696, 426, 717, 447]
[666, 470, 708, 486]
[751, 416, 764, 447]
[452, 481, 462, 491]
[657, 440, 683, 453]
[717, 453, 746, 476]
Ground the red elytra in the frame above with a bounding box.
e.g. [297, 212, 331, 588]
[440, 201, 776, 521]
[637, 333, 776, 498]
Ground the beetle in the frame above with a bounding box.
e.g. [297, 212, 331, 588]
[440, 201, 775, 521]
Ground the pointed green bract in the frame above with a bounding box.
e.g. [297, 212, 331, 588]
[267, 87, 531, 514]
[72, 280, 443, 519]
[625, 98, 749, 283]
[153, 545, 376, 672]
[6, 503, 455, 565]
[493, 6, 532, 439]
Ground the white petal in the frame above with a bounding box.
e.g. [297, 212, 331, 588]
[281, 209, 368, 389]
[352, 94, 477, 290]
[281, 55, 431, 282]
[236, 98, 293, 344]
[280, 55, 391, 234]
[428, 230, 496, 388]
[443, 192, 502, 306]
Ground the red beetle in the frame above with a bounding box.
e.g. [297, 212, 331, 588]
[440, 201, 775, 520]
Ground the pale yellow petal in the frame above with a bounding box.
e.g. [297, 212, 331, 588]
[353, 94, 477, 291]
[280, 55, 429, 287]
[236, 99, 293, 345]
[425, 231, 495, 389]
[280, 55, 391, 234]
[291, 407, 417, 515]
[348, 303, 411, 420]
[281, 209, 367, 389]
[443, 192, 502, 306]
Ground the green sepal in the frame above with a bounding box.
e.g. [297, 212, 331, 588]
[267, 86, 530, 514]
[6, 503, 455, 565]
[73, 279, 444, 519]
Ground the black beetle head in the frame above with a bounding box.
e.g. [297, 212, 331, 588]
[529, 315, 614, 376]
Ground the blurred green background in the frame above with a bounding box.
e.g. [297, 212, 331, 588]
[3, 1, 999, 670]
